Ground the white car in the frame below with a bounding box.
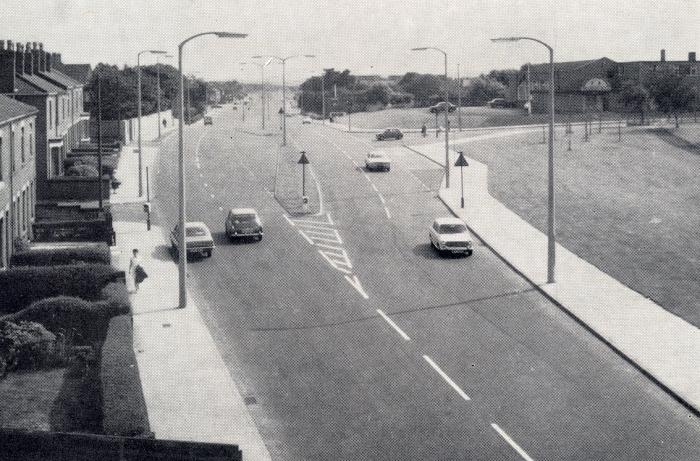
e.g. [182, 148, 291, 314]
[170, 222, 215, 258]
[365, 151, 391, 171]
[429, 217, 473, 256]
[302, 117, 312, 124]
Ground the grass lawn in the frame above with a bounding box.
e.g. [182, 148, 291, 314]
[459, 124, 700, 327]
[0, 363, 102, 432]
[338, 106, 631, 130]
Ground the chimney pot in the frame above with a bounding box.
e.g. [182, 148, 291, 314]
[689, 52, 696, 63]
[7, 40, 13, 50]
[660, 49, 666, 62]
[32, 42, 37, 49]
[0, 40, 4, 51]
[38, 42, 43, 50]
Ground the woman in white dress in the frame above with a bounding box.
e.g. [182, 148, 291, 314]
[128, 248, 142, 292]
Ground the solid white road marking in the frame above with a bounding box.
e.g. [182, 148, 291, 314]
[283, 214, 295, 227]
[344, 275, 369, 299]
[309, 235, 342, 244]
[218, 206, 223, 211]
[384, 206, 392, 219]
[326, 213, 334, 225]
[491, 424, 535, 461]
[363, 173, 372, 182]
[371, 183, 378, 192]
[299, 230, 315, 245]
[376, 309, 410, 341]
[295, 223, 336, 232]
[204, 183, 208, 187]
[314, 242, 344, 252]
[422, 355, 471, 401]
[292, 218, 334, 227]
[303, 228, 338, 238]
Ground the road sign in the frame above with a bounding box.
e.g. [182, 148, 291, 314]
[454, 152, 469, 167]
[298, 151, 310, 164]
[455, 151, 469, 208]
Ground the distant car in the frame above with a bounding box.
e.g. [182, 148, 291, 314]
[232, 105, 238, 110]
[302, 117, 312, 124]
[429, 217, 474, 256]
[203, 116, 213, 125]
[429, 102, 457, 114]
[170, 222, 215, 257]
[365, 151, 391, 171]
[487, 98, 508, 108]
[376, 128, 403, 141]
[225, 208, 263, 241]
[212, 104, 222, 108]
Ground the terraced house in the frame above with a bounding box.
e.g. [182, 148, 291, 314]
[0, 40, 89, 203]
[0, 94, 37, 268]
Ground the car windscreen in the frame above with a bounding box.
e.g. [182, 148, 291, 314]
[439, 224, 467, 234]
[232, 214, 257, 222]
[186, 227, 208, 237]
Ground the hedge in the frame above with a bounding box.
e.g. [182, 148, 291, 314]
[3, 295, 129, 345]
[0, 320, 65, 377]
[11, 244, 111, 267]
[66, 164, 99, 177]
[100, 315, 151, 437]
[0, 264, 120, 314]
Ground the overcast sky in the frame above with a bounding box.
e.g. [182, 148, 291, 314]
[3, 0, 699, 84]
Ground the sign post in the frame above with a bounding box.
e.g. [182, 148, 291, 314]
[454, 151, 469, 209]
[298, 151, 310, 210]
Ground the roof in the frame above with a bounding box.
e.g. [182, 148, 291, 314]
[17, 73, 64, 94]
[228, 208, 258, 215]
[434, 217, 465, 226]
[39, 69, 82, 89]
[0, 94, 38, 123]
[528, 58, 616, 73]
[55, 64, 92, 85]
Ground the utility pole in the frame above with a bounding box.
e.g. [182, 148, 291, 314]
[97, 76, 104, 210]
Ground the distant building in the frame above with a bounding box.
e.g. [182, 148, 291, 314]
[517, 50, 700, 114]
[0, 94, 37, 268]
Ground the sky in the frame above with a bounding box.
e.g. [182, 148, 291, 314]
[3, 0, 699, 84]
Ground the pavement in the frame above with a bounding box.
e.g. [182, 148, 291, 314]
[110, 120, 272, 460]
[405, 136, 700, 414]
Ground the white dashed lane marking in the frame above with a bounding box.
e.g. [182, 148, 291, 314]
[422, 355, 471, 401]
[376, 309, 410, 341]
[491, 424, 536, 461]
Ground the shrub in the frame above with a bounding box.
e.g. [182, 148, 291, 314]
[66, 164, 99, 177]
[101, 315, 151, 436]
[0, 264, 119, 314]
[3, 295, 129, 345]
[65, 155, 117, 177]
[100, 282, 131, 314]
[0, 320, 64, 375]
[11, 243, 111, 267]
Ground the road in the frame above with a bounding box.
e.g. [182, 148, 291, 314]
[152, 100, 700, 460]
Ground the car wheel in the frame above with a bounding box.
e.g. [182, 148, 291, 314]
[465, 250, 473, 257]
[257, 235, 263, 241]
[205, 250, 212, 258]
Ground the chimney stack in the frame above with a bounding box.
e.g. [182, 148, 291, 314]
[689, 52, 696, 63]
[38, 42, 45, 72]
[45, 49, 52, 71]
[660, 49, 666, 62]
[31, 42, 41, 74]
[15, 42, 24, 75]
[0, 40, 17, 93]
[23, 42, 33, 75]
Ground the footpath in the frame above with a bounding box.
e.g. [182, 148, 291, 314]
[110, 122, 272, 459]
[405, 136, 700, 414]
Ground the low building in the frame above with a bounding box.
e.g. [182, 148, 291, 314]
[0, 94, 37, 268]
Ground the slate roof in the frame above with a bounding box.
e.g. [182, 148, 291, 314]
[0, 94, 38, 124]
[18, 73, 65, 94]
[56, 64, 92, 85]
[39, 69, 82, 89]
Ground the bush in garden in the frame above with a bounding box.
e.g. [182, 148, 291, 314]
[0, 320, 64, 376]
[66, 164, 99, 177]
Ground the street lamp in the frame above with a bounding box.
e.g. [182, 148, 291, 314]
[138, 49, 167, 197]
[177, 31, 247, 308]
[492, 36, 555, 283]
[241, 59, 271, 129]
[304, 55, 325, 124]
[157, 54, 173, 139]
[411, 46, 450, 188]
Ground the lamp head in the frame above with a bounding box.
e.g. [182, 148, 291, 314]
[150, 50, 168, 54]
[491, 37, 522, 42]
[216, 32, 248, 38]
[411, 47, 428, 51]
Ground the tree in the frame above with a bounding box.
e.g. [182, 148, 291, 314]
[646, 70, 697, 128]
[465, 76, 505, 105]
[398, 73, 442, 106]
[618, 81, 653, 125]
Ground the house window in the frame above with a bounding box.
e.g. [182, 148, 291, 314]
[10, 130, 15, 173]
[55, 98, 59, 127]
[21, 190, 26, 232]
[0, 215, 4, 269]
[47, 101, 52, 129]
[20, 126, 25, 163]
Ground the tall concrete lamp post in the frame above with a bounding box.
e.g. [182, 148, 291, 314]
[240, 59, 271, 130]
[492, 36, 556, 283]
[157, 54, 173, 139]
[411, 46, 450, 188]
[253, 55, 299, 146]
[137, 49, 167, 197]
[177, 31, 247, 308]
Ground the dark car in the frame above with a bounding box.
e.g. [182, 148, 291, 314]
[429, 102, 457, 114]
[225, 208, 263, 241]
[170, 222, 215, 258]
[376, 128, 403, 141]
[203, 116, 213, 125]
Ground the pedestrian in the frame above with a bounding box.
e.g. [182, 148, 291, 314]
[128, 248, 147, 292]
[421, 124, 427, 137]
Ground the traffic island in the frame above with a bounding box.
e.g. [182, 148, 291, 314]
[273, 145, 321, 216]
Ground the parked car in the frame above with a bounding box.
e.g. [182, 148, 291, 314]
[429, 102, 457, 114]
[376, 128, 403, 141]
[302, 117, 312, 124]
[225, 208, 263, 241]
[365, 151, 391, 171]
[203, 116, 213, 125]
[487, 98, 508, 108]
[170, 222, 215, 257]
[429, 217, 473, 256]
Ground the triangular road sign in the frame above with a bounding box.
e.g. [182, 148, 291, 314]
[454, 151, 469, 167]
[298, 151, 310, 164]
